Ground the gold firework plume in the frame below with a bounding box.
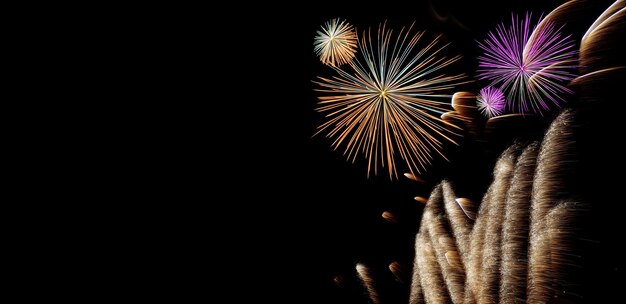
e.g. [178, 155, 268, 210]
[342, 110, 582, 304]
[314, 23, 467, 178]
[408, 109, 580, 304]
[314, 18, 358, 67]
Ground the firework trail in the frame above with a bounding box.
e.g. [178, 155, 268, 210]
[499, 142, 538, 304]
[527, 110, 577, 303]
[315, 23, 466, 178]
[389, 261, 405, 283]
[423, 185, 465, 303]
[477, 86, 505, 118]
[464, 144, 519, 304]
[442, 183, 472, 263]
[314, 18, 357, 67]
[477, 13, 577, 115]
[416, 233, 450, 304]
[579, 1, 626, 74]
[409, 249, 424, 304]
[356, 263, 381, 304]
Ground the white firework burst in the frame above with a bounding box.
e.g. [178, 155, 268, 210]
[314, 18, 357, 67]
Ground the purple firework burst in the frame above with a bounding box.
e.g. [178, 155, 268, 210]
[477, 86, 505, 118]
[477, 13, 577, 115]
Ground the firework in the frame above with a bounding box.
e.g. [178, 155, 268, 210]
[314, 23, 466, 178]
[500, 142, 538, 304]
[356, 264, 380, 304]
[406, 110, 581, 303]
[314, 18, 357, 67]
[477, 86, 505, 117]
[389, 261, 405, 283]
[381, 211, 397, 223]
[477, 13, 577, 115]
[422, 186, 466, 304]
[416, 233, 450, 303]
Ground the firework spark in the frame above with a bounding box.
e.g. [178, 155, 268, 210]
[477, 13, 577, 115]
[314, 18, 357, 67]
[314, 23, 466, 178]
[477, 86, 505, 117]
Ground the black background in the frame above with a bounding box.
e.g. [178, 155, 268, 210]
[230, 1, 624, 303]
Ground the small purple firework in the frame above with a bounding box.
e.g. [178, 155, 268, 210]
[477, 86, 505, 118]
[477, 13, 577, 115]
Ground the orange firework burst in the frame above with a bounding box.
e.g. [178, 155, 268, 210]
[314, 18, 357, 67]
[314, 23, 466, 178]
